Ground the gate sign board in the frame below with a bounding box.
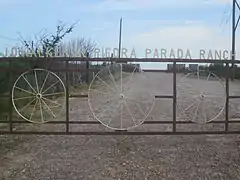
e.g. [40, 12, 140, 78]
[0, 46, 233, 60]
[93, 47, 232, 60]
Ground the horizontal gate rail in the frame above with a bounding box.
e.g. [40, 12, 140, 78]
[1, 120, 240, 124]
[1, 57, 240, 63]
[1, 131, 240, 135]
[0, 57, 240, 135]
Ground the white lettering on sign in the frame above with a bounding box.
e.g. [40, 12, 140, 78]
[130, 48, 136, 58]
[113, 48, 118, 57]
[177, 49, 183, 58]
[105, 47, 111, 57]
[223, 50, 229, 60]
[199, 49, 231, 60]
[94, 48, 100, 58]
[0, 46, 232, 60]
[147, 48, 192, 59]
[145, 48, 151, 58]
[122, 48, 128, 58]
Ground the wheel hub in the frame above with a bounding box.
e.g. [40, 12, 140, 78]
[120, 93, 125, 99]
[199, 93, 205, 98]
[36, 93, 42, 99]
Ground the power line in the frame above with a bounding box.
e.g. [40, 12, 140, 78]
[219, 0, 232, 34]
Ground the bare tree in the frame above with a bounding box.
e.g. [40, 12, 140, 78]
[18, 20, 78, 57]
[59, 37, 97, 85]
[60, 37, 97, 58]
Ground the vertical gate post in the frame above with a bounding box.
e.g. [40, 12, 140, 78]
[225, 63, 230, 131]
[86, 52, 90, 84]
[65, 58, 70, 133]
[8, 59, 13, 132]
[173, 61, 177, 132]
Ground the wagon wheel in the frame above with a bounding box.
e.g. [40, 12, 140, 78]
[88, 63, 155, 130]
[12, 68, 66, 123]
[177, 70, 225, 123]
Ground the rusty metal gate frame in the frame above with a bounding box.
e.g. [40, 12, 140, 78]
[0, 57, 240, 135]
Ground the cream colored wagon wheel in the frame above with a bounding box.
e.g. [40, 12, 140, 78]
[177, 69, 225, 123]
[12, 68, 66, 123]
[88, 63, 155, 130]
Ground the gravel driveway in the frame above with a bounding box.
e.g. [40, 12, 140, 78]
[1, 72, 240, 180]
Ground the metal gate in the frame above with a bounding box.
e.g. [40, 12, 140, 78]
[0, 57, 240, 135]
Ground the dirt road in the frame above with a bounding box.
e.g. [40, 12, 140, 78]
[1, 72, 240, 180]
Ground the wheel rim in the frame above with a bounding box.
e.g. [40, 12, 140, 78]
[88, 63, 155, 130]
[12, 68, 66, 123]
[177, 70, 225, 124]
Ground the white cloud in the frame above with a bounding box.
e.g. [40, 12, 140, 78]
[123, 22, 239, 60]
[108, 20, 238, 69]
[92, 19, 238, 60]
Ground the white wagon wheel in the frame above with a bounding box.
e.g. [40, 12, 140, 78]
[12, 68, 66, 123]
[177, 70, 225, 123]
[88, 63, 155, 130]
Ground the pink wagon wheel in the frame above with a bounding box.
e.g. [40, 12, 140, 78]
[88, 63, 155, 130]
[177, 69, 225, 124]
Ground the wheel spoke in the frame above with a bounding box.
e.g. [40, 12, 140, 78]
[18, 98, 36, 113]
[42, 97, 61, 107]
[201, 100, 208, 123]
[13, 96, 35, 101]
[42, 92, 65, 97]
[34, 70, 39, 93]
[203, 91, 225, 97]
[99, 107, 112, 117]
[15, 86, 36, 96]
[107, 66, 120, 93]
[12, 69, 66, 123]
[41, 99, 56, 118]
[95, 75, 118, 93]
[106, 118, 113, 127]
[123, 99, 136, 126]
[192, 99, 201, 122]
[181, 100, 199, 114]
[39, 99, 44, 123]
[120, 102, 123, 129]
[196, 71, 201, 93]
[124, 96, 147, 116]
[178, 96, 198, 103]
[178, 69, 225, 124]
[125, 66, 137, 91]
[206, 73, 211, 81]
[40, 72, 49, 93]
[88, 63, 154, 130]
[90, 92, 119, 103]
[89, 89, 112, 96]
[42, 81, 59, 94]
[203, 94, 223, 98]
[105, 101, 121, 127]
[92, 95, 119, 113]
[29, 99, 38, 121]
[22, 75, 37, 94]
[104, 102, 121, 126]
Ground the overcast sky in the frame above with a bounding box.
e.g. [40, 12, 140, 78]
[0, 0, 239, 69]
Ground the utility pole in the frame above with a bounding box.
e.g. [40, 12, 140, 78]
[231, 0, 240, 80]
[118, 17, 122, 59]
